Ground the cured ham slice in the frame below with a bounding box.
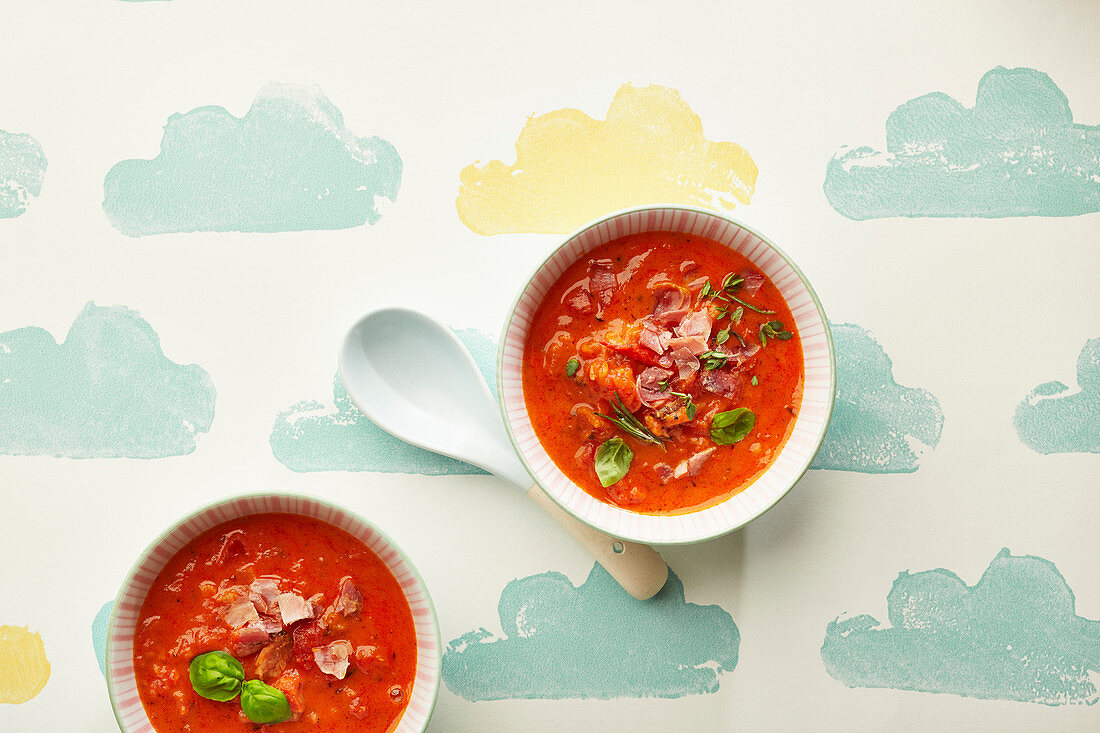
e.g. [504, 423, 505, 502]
[700, 369, 743, 400]
[249, 578, 281, 615]
[673, 448, 717, 478]
[666, 336, 708, 356]
[277, 592, 314, 626]
[676, 310, 714, 342]
[255, 633, 292, 680]
[313, 640, 354, 680]
[741, 270, 765, 295]
[588, 259, 616, 317]
[227, 623, 270, 657]
[635, 367, 673, 407]
[333, 578, 363, 618]
[223, 596, 260, 628]
[669, 347, 700, 381]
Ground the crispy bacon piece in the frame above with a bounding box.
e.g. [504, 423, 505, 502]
[644, 401, 692, 438]
[255, 633, 292, 680]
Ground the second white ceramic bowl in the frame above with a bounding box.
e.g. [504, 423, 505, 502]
[106, 492, 441, 733]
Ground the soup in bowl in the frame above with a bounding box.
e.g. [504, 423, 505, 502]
[499, 206, 834, 544]
[106, 493, 440, 733]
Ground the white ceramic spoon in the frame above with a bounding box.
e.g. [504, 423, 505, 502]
[338, 307, 669, 600]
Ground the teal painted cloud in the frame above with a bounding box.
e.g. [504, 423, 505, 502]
[103, 83, 402, 236]
[811, 323, 943, 473]
[0, 129, 47, 218]
[93, 601, 112, 678]
[0, 303, 215, 458]
[825, 66, 1100, 219]
[1014, 338, 1100, 454]
[822, 549, 1100, 705]
[442, 564, 739, 700]
[270, 329, 495, 473]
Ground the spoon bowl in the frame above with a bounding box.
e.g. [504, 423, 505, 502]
[339, 309, 529, 487]
[339, 308, 669, 600]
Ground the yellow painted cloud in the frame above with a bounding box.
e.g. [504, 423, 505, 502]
[0, 626, 50, 704]
[456, 83, 758, 235]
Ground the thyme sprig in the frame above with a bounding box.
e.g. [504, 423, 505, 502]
[594, 393, 666, 446]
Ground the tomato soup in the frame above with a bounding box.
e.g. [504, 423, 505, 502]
[134, 513, 417, 732]
[522, 231, 804, 514]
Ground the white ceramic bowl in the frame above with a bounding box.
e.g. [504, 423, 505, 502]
[498, 205, 835, 544]
[106, 493, 441, 732]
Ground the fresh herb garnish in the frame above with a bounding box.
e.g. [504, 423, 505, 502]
[731, 306, 744, 323]
[759, 320, 793, 347]
[751, 375, 759, 386]
[666, 389, 698, 420]
[715, 327, 730, 346]
[699, 350, 729, 370]
[723, 292, 776, 315]
[189, 651, 245, 702]
[658, 378, 670, 391]
[699, 281, 713, 299]
[594, 393, 665, 446]
[240, 680, 292, 724]
[594, 437, 633, 487]
[711, 408, 756, 445]
[565, 358, 580, 377]
[722, 273, 744, 290]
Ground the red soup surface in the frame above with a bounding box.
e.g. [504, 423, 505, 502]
[522, 231, 804, 514]
[134, 513, 417, 733]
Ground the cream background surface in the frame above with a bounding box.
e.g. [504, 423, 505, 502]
[0, 1, 1098, 730]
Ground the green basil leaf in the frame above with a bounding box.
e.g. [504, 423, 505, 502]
[240, 679, 292, 724]
[710, 408, 756, 445]
[686, 402, 697, 420]
[594, 437, 633, 487]
[565, 358, 580, 377]
[776, 331, 793, 340]
[188, 651, 245, 702]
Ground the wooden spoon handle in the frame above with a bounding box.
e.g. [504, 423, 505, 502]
[525, 483, 669, 600]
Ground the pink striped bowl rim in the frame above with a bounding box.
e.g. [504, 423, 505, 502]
[498, 205, 836, 544]
[105, 492, 441, 732]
